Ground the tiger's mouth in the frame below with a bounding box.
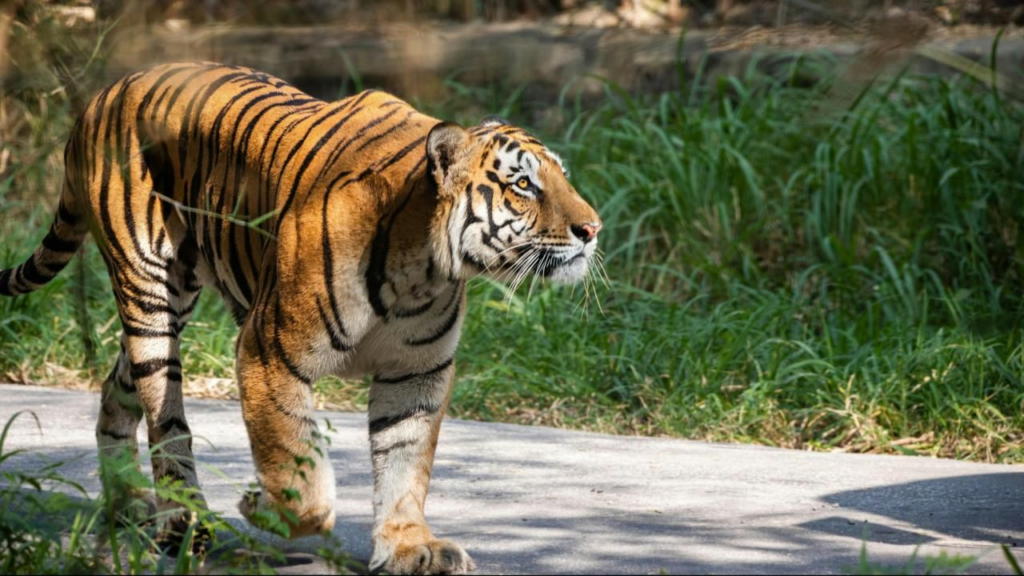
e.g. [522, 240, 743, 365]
[477, 237, 596, 290]
[500, 242, 593, 285]
[536, 248, 584, 276]
[541, 247, 593, 284]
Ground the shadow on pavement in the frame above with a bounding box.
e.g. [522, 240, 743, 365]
[817, 473, 1024, 547]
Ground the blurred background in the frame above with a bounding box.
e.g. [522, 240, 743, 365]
[1, 0, 1023, 463]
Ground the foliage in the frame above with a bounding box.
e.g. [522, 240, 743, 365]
[854, 542, 978, 575]
[0, 411, 357, 574]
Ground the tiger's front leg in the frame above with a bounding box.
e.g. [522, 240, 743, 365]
[367, 359, 475, 575]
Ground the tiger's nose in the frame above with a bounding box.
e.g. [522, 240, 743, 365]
[570, 222, 602, 243]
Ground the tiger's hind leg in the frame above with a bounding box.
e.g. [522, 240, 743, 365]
[96, 336, 156, 525]
[100, 237, 208, 549]
[83, 78, 207, 551]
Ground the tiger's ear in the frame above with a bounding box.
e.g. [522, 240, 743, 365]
[480, 115, 510, 128]
[427, 122, 468, 191]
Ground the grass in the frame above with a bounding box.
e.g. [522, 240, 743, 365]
[854, 542, 977, 575]
[2, 25, 1024, 464]
[854, 539, 1024, 575]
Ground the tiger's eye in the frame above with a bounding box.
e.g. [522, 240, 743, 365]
[517, 178, 529, 189]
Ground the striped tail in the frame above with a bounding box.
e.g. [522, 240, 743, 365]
[0, 184, 88, 296]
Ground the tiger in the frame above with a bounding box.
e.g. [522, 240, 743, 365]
[0, 62, 601, 574]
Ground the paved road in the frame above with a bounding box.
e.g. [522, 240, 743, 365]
[1, 384, 1022, 574]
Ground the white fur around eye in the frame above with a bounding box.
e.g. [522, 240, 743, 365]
[495, 147, 542, 192]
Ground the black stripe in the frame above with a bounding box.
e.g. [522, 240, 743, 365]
[40, 227, 80, 254]
[41, 260, 67, 274]
[309, 104, 399, 190]
[343, 105, 403, 153]
[0, 269, 12, 296]
[129, 357, 181, 379]
[426, 256, 436, 281]
[458, 184, 483, 259]
[99, 429, 134, 441]
[179, 293, 201, 317]
[365, 218, 392, 317]
[368, 404, 440, 435]
[400, 154, 429, 188]
[267, 386, 318, 423]
[316, 296, 351, 351]
[405, 284, 463, 346]
[393, 298, 435, 318]
[272, 300, 313, 385]
[321, 180, 352, 344]
[138, 64, 199, 124]
[252, 309, 270, 369]
[366, 135, 427, 177]
[355, 109, 414, 152]
[118, 325, 173, 338]
[120, 287, 178, 316]
[175, 69, 248, 179]
[204, 85, 269, 295]
[21, 257, 56, 286]
[58, 200, 81, 226]
[374, 357, 454, 385]
[158, 416, 191, 436]
[117, 376, 137, 393]
[371, 438, 419, 457]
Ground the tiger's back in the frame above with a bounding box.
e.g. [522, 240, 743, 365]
[70, 62, 437, 323]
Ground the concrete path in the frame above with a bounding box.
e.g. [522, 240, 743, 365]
[1, 384, 1022, 574]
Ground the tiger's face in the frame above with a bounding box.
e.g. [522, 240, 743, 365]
[427, 117, 601, 285]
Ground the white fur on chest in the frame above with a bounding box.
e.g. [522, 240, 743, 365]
[337, 280, 465, 379]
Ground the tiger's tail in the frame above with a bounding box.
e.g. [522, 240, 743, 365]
[0, 176, 89, 297]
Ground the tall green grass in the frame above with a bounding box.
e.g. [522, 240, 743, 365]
[454, 58, 1024, 461]
[1, 54, 1023, 462]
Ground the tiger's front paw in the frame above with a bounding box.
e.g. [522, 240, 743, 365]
[104, 489, 158, 527]
[370, 538, 475, 575]
[239, 488, 335, 538]
[155, 510, 213, 556]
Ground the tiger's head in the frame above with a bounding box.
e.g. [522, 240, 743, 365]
[426, 117, 601, 286]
